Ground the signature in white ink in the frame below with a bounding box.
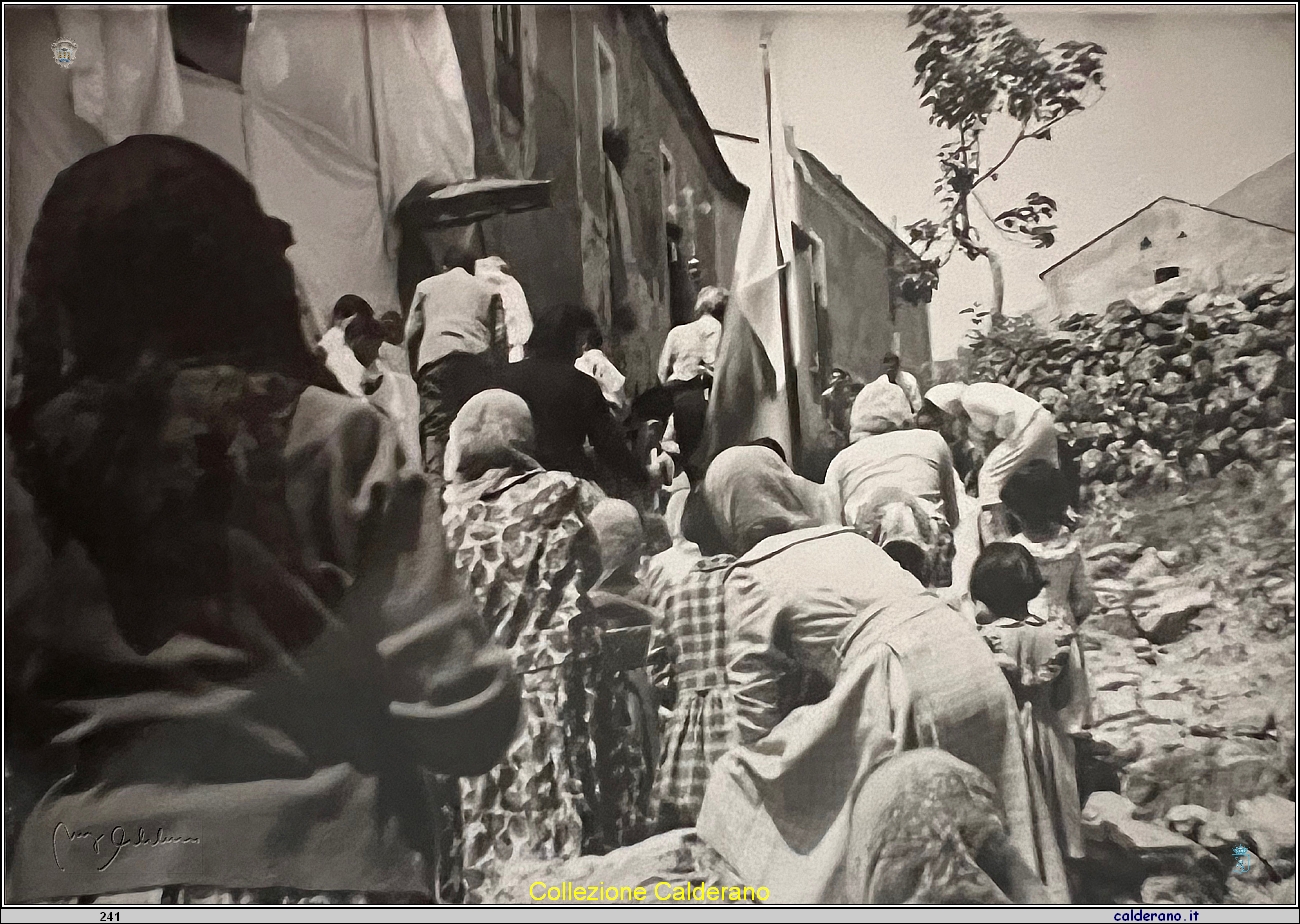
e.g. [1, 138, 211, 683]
[53, 823, 200, 872]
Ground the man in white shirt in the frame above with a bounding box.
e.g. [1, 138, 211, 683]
[882, 352, 924, 415]
[655, 286, 729, 471]
[404, 244, 507, 478]
[474, 255, 533, 363]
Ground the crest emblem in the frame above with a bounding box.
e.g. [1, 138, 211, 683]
[52, 39, 77, 69]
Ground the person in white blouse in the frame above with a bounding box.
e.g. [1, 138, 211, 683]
[655, 286, 729, 467]
[823, 379, 960, 586]
[925, 381, 1059, 547]
[657, 286, 728, 386]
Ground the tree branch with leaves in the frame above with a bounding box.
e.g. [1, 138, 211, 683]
[897, 5, 1106, 319]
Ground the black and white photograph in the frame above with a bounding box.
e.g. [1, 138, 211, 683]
[2, 2, 1297, 915]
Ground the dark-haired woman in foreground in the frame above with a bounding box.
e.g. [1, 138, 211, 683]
[5, 136, 519, 904]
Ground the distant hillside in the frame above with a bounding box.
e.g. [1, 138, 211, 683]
[1210, 152, 1296, 231]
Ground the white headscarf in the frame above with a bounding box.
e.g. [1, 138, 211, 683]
[850, 378, 914, 442]
[443, 389, 538, 486]
[588, 498, 645, 581]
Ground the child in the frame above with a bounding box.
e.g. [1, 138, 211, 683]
[999, 460, 1095, 736]
[643, 487, 739, 832]
[970, 543, 1082, 901]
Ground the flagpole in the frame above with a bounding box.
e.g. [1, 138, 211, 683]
[761, 33, 802, 471]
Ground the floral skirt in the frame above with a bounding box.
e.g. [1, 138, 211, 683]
[444, 648, 655, 904]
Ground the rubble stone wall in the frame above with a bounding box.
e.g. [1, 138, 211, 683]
[959, 270, 1298, 905]
[962, 271, 1297, 495]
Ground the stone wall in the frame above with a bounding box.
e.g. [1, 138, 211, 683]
[961, 270, 1299, 905]
[963, 271, 1297, 495]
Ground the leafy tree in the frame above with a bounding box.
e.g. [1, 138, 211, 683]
[899, 5, 1106, 317]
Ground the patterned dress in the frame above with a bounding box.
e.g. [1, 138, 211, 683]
[852, 750, 1021, 904]
[1007, 528, 1095, 734]
[978, 614, 1086, 870]
[443, 469, 649, 903]
[646, 554, 739, 830]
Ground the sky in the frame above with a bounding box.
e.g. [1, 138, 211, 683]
[662, 4, 1297, 359]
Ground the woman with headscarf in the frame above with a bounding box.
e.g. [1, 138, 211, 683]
[440, 391, 645, 902]
[693, 445, 1069, 903]
[5, 136, 519, 905]
[585, 499, 659, 848]
[824, 379, 961, 586]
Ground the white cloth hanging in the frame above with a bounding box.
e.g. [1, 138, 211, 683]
[55, 7, 184, 145]
[365, 6, 475, 253]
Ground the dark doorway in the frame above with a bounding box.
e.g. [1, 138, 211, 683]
[168, 6, 251, 84]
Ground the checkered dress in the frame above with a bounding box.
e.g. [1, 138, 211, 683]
[647, 555, 739, 830]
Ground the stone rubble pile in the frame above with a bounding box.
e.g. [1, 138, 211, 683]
[1081, 789, 1295, 905]
[1072, 463, 1296, 905]
[962, 271, 1297, 491]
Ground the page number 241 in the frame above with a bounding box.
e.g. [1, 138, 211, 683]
[100, 914, 121, 922]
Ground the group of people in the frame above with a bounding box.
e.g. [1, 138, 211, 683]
[5, 135, 1097, 907]
[631, 372, 1097, 903]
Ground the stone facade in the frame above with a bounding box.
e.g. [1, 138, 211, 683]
[444, 5, 747, 395]
[1040, 198, 1296, 323]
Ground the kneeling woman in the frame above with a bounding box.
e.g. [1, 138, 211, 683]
[440, 391, 650, 902]
[695, 446, 1069, 903]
